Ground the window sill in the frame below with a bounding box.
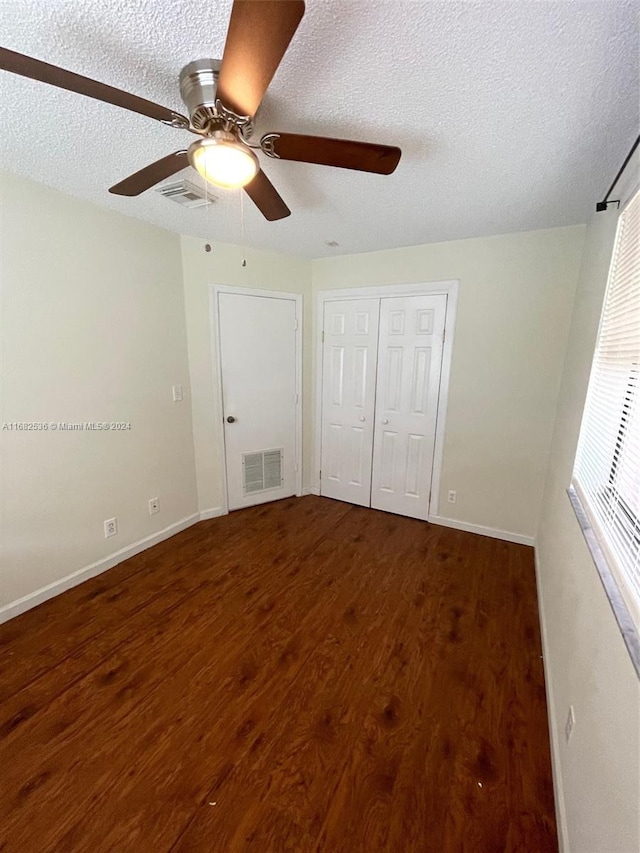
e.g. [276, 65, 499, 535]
[568, 485, 640, 679]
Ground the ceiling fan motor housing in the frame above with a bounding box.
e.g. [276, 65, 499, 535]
[179, 58, 222, 131]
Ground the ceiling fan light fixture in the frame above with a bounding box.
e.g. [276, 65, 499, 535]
[188, 132, 258, 189]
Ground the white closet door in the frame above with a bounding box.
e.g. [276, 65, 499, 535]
[320, 299, 380, 506]
[371, 294, 446, 521]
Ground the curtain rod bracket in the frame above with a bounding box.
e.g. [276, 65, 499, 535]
[596, 200, 620, 212]
[596, 134, 639, 213]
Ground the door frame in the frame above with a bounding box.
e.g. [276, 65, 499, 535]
[210, 284, 303, 515]
[314, 280, 458, 520]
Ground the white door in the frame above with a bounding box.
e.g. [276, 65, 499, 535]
[320, 299, 380, 506]
[218, 291, 299, 510]
[370, 294, 446, 520]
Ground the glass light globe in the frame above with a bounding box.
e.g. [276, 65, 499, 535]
[188, 133, 259, 189]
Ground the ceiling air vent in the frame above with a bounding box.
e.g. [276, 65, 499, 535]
[155, 179, 216, 209]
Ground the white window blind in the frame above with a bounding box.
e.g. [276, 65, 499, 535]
[572, 186, 640, 623]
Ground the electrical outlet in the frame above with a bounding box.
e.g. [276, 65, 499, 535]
[148, 497, 160, 515]
[565, 705, 576, 743]
[448, 490, 457, 504]
[104, 517, 118, 538]
[172, 385, 183, 402]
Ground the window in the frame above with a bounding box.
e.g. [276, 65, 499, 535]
[572, 186, 640, 644]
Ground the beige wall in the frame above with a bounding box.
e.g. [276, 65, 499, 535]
[1, 172, 197, 612]
[180, 236, 312, 514]
[0, 175, 589, 613]
[312, 226, 585, 539]
[536, 209, 640, 853]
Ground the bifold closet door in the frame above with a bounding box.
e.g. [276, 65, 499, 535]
[320, 299, 380, 506]
[370, 294, 446, 521]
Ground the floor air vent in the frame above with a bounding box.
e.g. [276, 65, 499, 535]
[243, 449, 283, 494]
[155, 179, 216, 209]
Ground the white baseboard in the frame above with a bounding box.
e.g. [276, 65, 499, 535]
[0, 502, 532, 624]
[428, 514, 535, 546]
[534, 547, 569, 853]
[0, 511, 202, 625]
[302, 486, 320, 496]
[199, 506, 226, 521]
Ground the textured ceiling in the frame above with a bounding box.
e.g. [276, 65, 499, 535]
[1, 1, 638, 259]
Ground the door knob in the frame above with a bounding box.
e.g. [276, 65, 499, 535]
[382, 418, 389, 425]
[359, 416, 366, 422]
[226, 416, 236, 423]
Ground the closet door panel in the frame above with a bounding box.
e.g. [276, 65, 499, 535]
[371, 295, 446, 520]
[320, 299, 380, 506]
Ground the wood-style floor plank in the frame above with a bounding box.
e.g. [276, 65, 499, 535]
[0, 497, 557, 852]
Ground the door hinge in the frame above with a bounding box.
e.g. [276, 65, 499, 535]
[295, 393, 299, 405]
[319, 469, 322, 480]
[294, 317, 299, 331]
[321, 330, 325, 343]
[442, 328, 446, 344]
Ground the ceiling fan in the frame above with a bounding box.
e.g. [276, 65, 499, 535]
[0, 1, 401, 221]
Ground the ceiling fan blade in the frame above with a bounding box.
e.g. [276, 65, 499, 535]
[217, 0, 305, 118]
[262, 133, 402, 175]
[109, 151, 189, 196]
[0, 47, 190, 128]
[243, 170, 290, 221]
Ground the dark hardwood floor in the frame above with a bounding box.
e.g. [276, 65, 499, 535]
[0, 496, 557, 852]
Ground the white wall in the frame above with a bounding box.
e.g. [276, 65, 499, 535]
[312, 226, 585, 540]
[0, 171, 198, 614]
[536, 208, 640, 853]
[180, 236, 312, 515]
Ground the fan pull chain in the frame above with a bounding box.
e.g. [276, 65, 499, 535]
[240, 189, 247, 268]
[205, 177, 212, 253]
